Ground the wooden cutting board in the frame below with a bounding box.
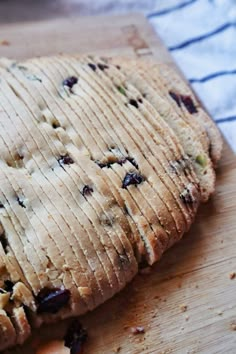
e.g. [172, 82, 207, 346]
[1, 14, 236, 354]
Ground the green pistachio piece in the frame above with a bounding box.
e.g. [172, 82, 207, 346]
[117, 86, 126, 96]
[195, 155, 207, 167]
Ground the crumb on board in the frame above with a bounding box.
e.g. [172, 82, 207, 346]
[130, 326, 145, 335]
[229, 272, 236, 280]
[185, 315, 189, 321]
[0, 40, 10, 46]
[217, 310, 223, 316]
[230, 323, 236, 331]
[179, 304, 188, 312]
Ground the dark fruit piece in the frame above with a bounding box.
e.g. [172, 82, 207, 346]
[0, 233, 9, 253]
[97, 63, 109, 71]
[82, 185, 93, 197]
[180, 95, 198, 114]
[180, 188, 196, 204]
[122, 172, 144, 189]
[96, 161, 107, 168]
[88, 63, 96, 71]
[126, 157, 139, 169]
[58, 154, 74, 166]
[129, 99, 139, 109]
[17, 197, 26, 208]
[52, 121, 60, 129]
[4, 280, 14, 293]
[64, 319, 88, 354]
[37, 287, 71, 314]
[63, 76, 78, 89]
[169, 91, 198, 114]
[169, 91, 181, 107]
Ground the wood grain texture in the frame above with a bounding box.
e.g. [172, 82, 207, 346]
[1, 14, 236, 354]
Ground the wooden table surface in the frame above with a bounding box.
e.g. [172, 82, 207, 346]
[1, 12, 236, 354]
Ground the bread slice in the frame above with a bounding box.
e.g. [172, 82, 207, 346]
[0, 55, 221, 351]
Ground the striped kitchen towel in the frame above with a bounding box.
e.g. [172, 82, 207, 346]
[148, 0, 236, 152]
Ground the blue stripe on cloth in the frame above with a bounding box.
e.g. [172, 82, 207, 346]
[215, 116, 236, 124]
[189, 69, 236, 83]
[147, 0, 198, 18]
[169, 22, 236, 51]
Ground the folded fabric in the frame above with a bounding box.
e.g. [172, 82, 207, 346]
[149, 0, 236, 151]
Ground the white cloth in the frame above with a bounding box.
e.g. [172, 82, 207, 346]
[148, 0, 236, 151]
